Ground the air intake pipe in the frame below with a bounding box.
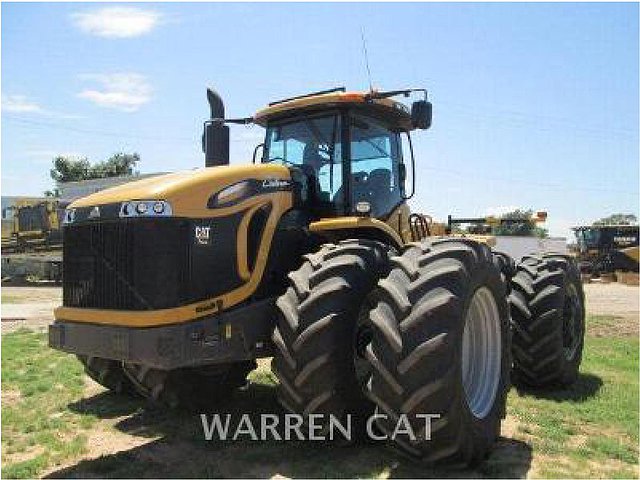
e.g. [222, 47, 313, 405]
[203, 88, 230, 167]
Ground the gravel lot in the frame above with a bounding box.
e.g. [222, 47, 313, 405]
[582, 283, 639, 321]
[1, 287, 62, 333]
[1, 283, 638, 335]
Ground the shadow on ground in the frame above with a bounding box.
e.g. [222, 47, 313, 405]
[50, 383, 532, 478]
[513, 372, 603, 403]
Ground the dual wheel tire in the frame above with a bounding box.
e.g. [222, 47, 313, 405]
[272, 239, 586, 464]
[272, 238, 511, 464]
[77, 355, 135, 395]
[509, 253, 585, 387]
[77, 355, 254, 410]
[121, 361, 256, 409]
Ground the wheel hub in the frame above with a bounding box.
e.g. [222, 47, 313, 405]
[461, 287, 502, 419]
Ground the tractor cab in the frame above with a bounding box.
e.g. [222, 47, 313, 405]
[255, 88, 431, 220]
[205, 87, 431, 222]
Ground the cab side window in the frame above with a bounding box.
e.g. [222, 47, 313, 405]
[350, 115, 403, 217]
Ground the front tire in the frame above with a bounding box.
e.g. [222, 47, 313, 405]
[365, 238, 510, 464]
[271, 239, 390, 435]
[77, 355, 135, 395]
[121, 361, 256, 409]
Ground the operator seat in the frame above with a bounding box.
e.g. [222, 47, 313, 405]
[302, 144, 326, 202]
[367, 169, 395, 217]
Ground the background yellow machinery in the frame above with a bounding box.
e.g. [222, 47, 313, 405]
[1, 199, 66, 252]
[572, 224, 639, 276]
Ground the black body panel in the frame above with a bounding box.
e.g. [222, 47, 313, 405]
[50, 299, 276, 369]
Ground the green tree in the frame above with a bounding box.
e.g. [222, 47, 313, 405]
[89, 153, 140, 179]
[593, 213, 638, 226]
[49, 153, 140, 184]
[492, 209, 548, 238]
[49, 156, 91, 183]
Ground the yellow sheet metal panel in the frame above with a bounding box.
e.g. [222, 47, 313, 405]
[622, 245, 639, 262]
[309, 216, 404, 248]
[385, 203, 412, 243]
[69, 164, 291, 218]
[56, 188, 293, 328]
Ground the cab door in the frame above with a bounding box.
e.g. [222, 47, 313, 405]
[348, 114, 404, 219]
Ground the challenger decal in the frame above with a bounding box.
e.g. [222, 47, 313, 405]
[208, 178, 292, 209]
[262, 178, 291, 189]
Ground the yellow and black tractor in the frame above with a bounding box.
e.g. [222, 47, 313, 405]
[49, 87, 585, 464]
[2, 199, 66, 252]
[572, 224, 639, 276]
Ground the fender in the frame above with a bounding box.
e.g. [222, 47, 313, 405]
[309, 217, 404, 250]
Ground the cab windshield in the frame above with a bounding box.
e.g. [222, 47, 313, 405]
[577, 228, 601, 248]
[262, 112, 404, 219]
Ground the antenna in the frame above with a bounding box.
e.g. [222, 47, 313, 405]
[361, 28, 373, 92]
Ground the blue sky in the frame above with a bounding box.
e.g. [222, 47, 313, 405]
[2, 2, 638, 238]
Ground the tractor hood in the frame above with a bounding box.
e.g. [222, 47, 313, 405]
[69, 163, 291, 218]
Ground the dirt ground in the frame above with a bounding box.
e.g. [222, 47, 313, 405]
[582, 283, 639, 320]
[1, 286, 62, 333]
[2, 282, 637, 332]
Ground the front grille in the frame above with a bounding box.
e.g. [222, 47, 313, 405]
[17, 206, 46, 231]
[63, 219, 192, 310]
[63, 216, 245, 311]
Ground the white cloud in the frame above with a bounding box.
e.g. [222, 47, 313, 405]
[2, 95, 44, 114]
[2, 94, 82, 119]
[78, 73, 152, 112]
[71, 7, 161, 38]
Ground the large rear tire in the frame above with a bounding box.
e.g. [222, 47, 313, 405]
[271, 239, 390, 435]
[121, 361, 256, 409]
[509, 253, 585, 387]
[77, 355, 135, 395]
[365, 238, 510, 464]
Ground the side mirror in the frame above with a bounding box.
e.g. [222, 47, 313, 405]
[399, 162, 406, 183]
[411, 100, 432, 130]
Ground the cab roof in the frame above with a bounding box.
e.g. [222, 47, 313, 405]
[253, 89, 414, 131]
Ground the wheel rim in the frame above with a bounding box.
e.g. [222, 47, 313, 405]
[461, 287, 502, 419]
[562, 283, 582, 361]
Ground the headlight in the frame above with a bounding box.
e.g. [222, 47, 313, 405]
[136, 202, 148, 214]
[63, 208, 76, 224]
[152, 201, 165, 214]
[120, 200, 172, 218]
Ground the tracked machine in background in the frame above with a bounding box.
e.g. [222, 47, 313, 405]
[572, 224, 639, 277]
[49, 87, 585, 464]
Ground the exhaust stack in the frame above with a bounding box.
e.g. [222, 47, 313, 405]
[203, 88, 230, 167]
